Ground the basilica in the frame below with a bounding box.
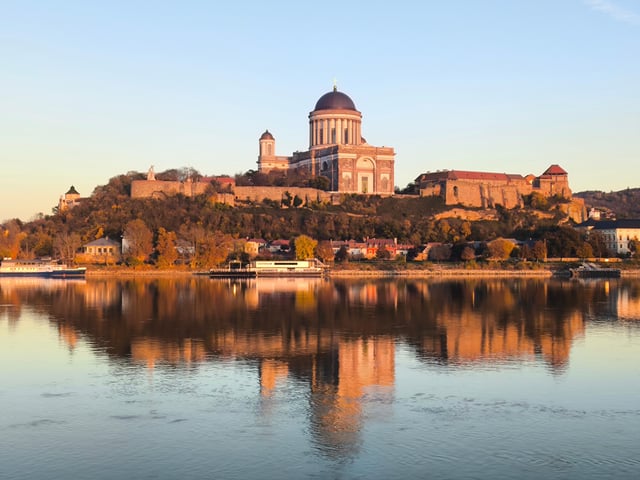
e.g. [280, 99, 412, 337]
[257, 86, 395, 195]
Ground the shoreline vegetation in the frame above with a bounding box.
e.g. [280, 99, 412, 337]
[83, 262, 640, 278]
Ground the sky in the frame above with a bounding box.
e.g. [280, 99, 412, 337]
[1, 0, 639, 222]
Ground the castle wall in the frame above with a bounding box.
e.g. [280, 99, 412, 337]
[234, 186, 332, 205]
[435, 179, 529, 209]
[131, 180, 210, 198]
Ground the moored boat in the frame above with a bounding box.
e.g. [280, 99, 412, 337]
[0, 258, 87, 278]
[569, 262, 621, 278]
[210, 259, 326, 278]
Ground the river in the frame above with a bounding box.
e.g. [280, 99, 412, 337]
[1, 276, 639, 479]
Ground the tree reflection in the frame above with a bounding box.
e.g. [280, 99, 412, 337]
[2, 276, 639, 459]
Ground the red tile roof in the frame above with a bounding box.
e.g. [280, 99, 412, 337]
[542, 164, 567, 175]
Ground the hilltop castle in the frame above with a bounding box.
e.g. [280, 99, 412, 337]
[258, 86, 395, 195]
[109, 85, 581, 218]
[415, 164, 573, 209]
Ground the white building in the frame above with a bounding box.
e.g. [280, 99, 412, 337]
[578, 219, 640, 256]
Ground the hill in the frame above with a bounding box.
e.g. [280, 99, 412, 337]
[574, 188, 640, 219]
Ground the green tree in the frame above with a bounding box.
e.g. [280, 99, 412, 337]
[294, 235, 317, 260]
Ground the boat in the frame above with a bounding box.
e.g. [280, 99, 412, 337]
[569, 262, 621, 278]
[210, 259, 326, 278]
[0, 258, 87, 278]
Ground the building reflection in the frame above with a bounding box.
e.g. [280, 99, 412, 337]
[2, 276, 640, 457]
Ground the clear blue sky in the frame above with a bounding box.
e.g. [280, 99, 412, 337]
[1, 0, 639, 222]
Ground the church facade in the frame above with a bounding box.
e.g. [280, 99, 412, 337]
[258, 87, 395, 195]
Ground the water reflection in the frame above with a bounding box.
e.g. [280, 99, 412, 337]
[1, 276, 640, 461]
[2, 276, 639, 370]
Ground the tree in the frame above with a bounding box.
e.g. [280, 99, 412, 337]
[315, 241, 334, 263]
[486, 238, 515, 260]
[199, 232, 234, 268]
[294, 235, 317, 260]
[461, 246, 476, 262]
[156, 228, 178, 268]
[576, 242, 594, 259]
[376, 246, 392, 260]
[123, 219, 153, 265]
[429, 244, 452, 262]
[0, 220, 26, 259]
[53, 232, 82, 264]
[531, 240, 547, 261]
[334, 245, 349, 263]
[587, 232, 610, 258]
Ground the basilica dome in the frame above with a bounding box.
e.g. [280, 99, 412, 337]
[313, 87, 357, 111]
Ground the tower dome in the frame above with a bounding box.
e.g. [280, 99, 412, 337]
[260, 129, 274, 140]
[313, 86, 357, 111]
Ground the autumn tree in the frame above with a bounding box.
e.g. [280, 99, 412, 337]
[576, 242, 594, 259]
[376, 246, 392, 260]
[429, 244, 452, 262]
[531, 240, 547, 261]
[156, 228, 178, 268]
[294, 235, 318, 260]
[53, 232, 82, 264]
[486, 238, 515, 260]
[334, 245, 349, 263]
[461, 246, 476, 262]
[123, 219, 153, 265]
[0, 220, 26, 259]
[315, 241, 334, 263]
[198, 232, 234, 268]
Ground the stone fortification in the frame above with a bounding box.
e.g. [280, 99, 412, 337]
[234, 186, 332, 205]
[416, 165, 573, 210]
[130, 179, 332, 207]
[131, 179, 210, 199]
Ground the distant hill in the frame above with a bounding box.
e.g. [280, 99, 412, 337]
[574, 188, 640, 219]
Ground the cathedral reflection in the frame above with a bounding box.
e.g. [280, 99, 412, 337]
[2, 276, 640, 457]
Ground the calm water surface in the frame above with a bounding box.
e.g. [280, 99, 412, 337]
[1, 277, 639, 479]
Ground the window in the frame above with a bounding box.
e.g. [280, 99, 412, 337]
[361, 177, 369, 194]
[344, 128, 349, 144]
[331, 128, 336, 143]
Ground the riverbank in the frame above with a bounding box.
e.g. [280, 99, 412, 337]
[82, 263, 640, 278]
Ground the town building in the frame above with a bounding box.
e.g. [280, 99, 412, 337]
[258, 86, 395, 195]
[77, 237, 122, 264]
[576, 219, 640, 256]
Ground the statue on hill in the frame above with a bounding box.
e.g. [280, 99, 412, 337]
[147, 165, 156, 181]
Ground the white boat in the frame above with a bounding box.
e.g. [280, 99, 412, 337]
[0, 258, 87, 278]
[210, 259, 326, 278]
